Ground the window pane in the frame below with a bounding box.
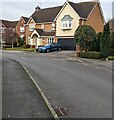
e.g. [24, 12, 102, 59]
[69, 21, 71, 27]
[20, 27, 24, 32]
[29, 24, 35, 31]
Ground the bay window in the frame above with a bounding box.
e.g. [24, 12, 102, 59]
[61, 15, 73, 30]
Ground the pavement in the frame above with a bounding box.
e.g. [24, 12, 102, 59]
[68, 57, 113, 71]
[2, 57, 53, 118]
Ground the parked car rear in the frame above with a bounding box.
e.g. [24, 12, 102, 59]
[38, 43, 61, 53]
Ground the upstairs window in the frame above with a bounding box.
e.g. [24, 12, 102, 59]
[41, 24, 44, 29]
[52, 23, 55, 30]
[20, 27, 25, 32]
[29, 24, 35, 31]
[61, 15, 73, 30]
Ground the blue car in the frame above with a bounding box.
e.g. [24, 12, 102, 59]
[38, 43, 61, 53]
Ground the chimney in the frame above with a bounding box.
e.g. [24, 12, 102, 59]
[35, 5, 41, 11]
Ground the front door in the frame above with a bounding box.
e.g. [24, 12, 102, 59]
[32, 34, 38, 48]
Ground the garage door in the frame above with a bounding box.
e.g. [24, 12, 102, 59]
[58, 38, 76, 50]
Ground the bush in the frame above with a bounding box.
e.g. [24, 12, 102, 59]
[100, 22, 111, 58]
[80, 52, 101, 59]
[74, 25, 96, 51]
[107, 56, 114, 60]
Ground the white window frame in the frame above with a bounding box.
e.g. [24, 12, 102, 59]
[48, 38, 54, 43]
[29, 24, 35, 32]
[20, 26, 25, 32]
[62, 20, 72, 30]
[52, 23, 55, 30]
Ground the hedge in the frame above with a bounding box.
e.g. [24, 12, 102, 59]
[80, 52, 101, 59]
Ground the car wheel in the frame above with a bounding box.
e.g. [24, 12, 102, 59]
[46, 49, 50, 53]
[58, 47, 61, 51]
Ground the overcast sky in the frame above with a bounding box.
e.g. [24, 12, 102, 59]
[0, 0, 113, 22]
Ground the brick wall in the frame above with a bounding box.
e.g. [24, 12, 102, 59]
[85, 4, 104, 33]
[16, 18, 26, 37]
[44, 23, 52, 31]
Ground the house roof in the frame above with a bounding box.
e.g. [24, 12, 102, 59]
[2, 20, 19, 28]
[22, 16, 29, 24]
[30, 1, 100, 23]
[35, 29, 43, 36]
[31, 6, 62, 23]
[68, 1, 97, 19]
[35, 28, 55, 36]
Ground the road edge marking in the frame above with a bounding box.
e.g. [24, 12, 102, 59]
[15, 60, 59, 120]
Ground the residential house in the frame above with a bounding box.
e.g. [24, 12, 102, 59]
[26, 0, 105, 50]
[0, 19, 18, 47]
[16, 16, 29, 42]
[26, 5, 62, 48]
[55, 1, 105, 50]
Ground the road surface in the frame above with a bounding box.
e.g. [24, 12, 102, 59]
[2, 57, 53, 118]
[2, 51, 112, 118]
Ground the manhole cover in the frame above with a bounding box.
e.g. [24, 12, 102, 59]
[54, 107, 70, 116]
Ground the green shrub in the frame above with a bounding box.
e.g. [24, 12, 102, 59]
[80, 52, 101, 59]
[107, 56, 114, 60]
[74, 25, 96, 51]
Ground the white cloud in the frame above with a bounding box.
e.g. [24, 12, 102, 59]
[0, 0, 113, 21]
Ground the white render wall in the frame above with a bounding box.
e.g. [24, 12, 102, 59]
[56, 3, 80, 37]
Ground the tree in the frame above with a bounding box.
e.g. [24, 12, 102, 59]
[4, 28, 18, 47]
[92, 32, 102, 52]
[17, 37, 25, 47]
[74, 25, 96, 51]
[100, 22, 111, 58]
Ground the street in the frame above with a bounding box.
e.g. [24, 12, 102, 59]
[2, 51, 112, 118]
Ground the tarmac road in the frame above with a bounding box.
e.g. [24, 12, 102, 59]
[2, 57, 53, 118]
[2, 51, 112, 118]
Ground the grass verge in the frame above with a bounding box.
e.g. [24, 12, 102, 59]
[3, 47, 35, 52]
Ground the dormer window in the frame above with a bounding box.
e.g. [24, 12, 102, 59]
[61, 15, 73, 30]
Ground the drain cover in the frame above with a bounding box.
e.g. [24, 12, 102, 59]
[54, 107, 70, 116]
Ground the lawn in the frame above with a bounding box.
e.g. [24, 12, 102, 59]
[3, 47, 36, 52]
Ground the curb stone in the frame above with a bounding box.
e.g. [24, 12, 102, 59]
[13, 59, 59, 120]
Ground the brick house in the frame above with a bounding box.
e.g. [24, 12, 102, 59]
[26, 5, 62, 48]
[0, 19, 18, 47]
[55, 1, 105, 50]
[25, 0, 105, 50]
[16, 16, 29, 41]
